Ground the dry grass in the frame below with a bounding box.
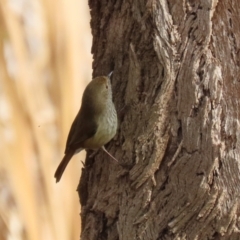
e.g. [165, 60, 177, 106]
[0, 0, 92, 239]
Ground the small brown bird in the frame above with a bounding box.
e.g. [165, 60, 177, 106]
[54, 72, 118, 182]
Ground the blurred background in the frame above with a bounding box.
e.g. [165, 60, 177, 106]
[0, 0, 92, 239]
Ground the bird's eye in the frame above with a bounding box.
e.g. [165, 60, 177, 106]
[106, 85, 108, 89]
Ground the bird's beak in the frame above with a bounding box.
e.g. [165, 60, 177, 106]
[108, 71, 113, 78]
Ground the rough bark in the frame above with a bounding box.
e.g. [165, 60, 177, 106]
[78, 0, 240, 239]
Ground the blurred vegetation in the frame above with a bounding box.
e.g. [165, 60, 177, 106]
[0, 0, 92, 239]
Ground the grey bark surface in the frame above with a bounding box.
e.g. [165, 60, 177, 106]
[78, 0, 240, 239]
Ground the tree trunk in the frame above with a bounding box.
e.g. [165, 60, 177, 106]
[78, 0, 240, 239]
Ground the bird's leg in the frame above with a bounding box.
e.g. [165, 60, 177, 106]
[101, 146, 118, 162]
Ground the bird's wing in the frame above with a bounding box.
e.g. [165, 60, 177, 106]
[64, 111, 97, 154]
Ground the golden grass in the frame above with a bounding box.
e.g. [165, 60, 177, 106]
[0, 0, 92, 239]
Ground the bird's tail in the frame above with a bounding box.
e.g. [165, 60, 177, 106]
[54, 150, 75, 182]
